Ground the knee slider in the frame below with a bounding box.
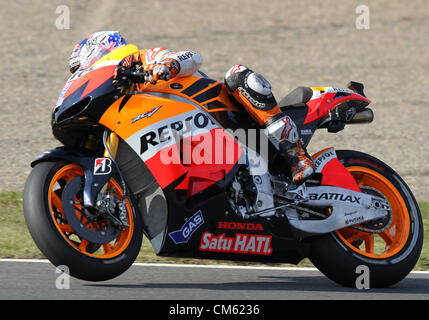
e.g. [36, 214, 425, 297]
[224, 65, 277, 110]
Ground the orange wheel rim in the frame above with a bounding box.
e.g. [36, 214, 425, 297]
[335, 166, 410, 259]
[48, 163, 134, 259]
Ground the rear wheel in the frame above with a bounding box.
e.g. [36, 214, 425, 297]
[23, 161, 143, 281]
[308, 150, 423, 287]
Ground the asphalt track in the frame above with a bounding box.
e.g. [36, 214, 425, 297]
[1, 259, 428, 300]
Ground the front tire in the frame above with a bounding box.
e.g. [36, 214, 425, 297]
[308, 150, 423, 288]
[23, 161, 143, 281]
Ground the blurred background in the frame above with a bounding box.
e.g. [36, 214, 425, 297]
[0, 0, 428, 200]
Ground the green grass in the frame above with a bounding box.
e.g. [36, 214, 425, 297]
[1, 191, 427, 270]
[0, 192, 44, 259]
[416, 202, 429, 270]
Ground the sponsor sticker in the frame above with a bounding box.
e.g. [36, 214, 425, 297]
[345, 215, 365, 225]
[308, 192, 361, 204]
[313, 148, 337, 173]
[93, 158, 112, 175]
[132, 106, 162, 123]
[199, 232, 272, 255]
[176, 52, 194, 62]
[326, 87, 355, 94]
[139, 111, 216, 155]
[169, 210, 204, 244]
[345, 107, 357, 122]
[217, 221, 264, 231]
[300, 129, 313, 136]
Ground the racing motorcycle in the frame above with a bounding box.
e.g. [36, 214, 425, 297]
[23, 44, 423, 287]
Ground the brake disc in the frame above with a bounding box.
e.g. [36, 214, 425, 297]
[356, 186, 392, 233]
[62, 177, 120, 244]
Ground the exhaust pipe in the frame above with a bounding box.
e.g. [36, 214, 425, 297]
[348, 108, 374, 124]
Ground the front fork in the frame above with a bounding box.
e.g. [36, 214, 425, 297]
[100, 129, 127, 197]
[103, 130, 120, 159]
[97, 130, 129, 225]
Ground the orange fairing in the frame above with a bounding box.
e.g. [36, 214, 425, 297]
[138, 76, 240, 113]
[99, 93, 197, 139]
[99, 90, 243, 196]
[97, 62, 244, 195]
[99, 76, 240, 136]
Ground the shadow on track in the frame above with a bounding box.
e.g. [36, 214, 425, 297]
[85, 275, 429, 294]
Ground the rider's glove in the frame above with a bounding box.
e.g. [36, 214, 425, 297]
[113, 65, 140, 89]
[112, 56, 145, 91]
[144, 58, 180, 84]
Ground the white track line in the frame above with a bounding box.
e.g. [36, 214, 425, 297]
[1, 258, 429, 274]
[132, 262, 319, 272]
[0, 258, 317, 271]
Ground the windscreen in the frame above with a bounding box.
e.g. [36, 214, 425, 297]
[52, 44, 139, 121]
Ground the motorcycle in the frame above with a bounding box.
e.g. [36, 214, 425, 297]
[23, 44, 423, 287]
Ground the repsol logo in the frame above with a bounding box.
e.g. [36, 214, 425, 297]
[140, 112, 214, 154]
[314, 150, 335, 170]
[177, 52, 194, 61]
[309, 192, 361, 204]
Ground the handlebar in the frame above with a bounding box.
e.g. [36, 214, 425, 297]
[116, 68, 171, 85]
[120, 70, 149, 83]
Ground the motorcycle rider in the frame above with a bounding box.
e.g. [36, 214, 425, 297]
[68, 31, 314, 185]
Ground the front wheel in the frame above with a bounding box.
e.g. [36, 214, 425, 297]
[23, 161, 143, 281]
[308, 150, 423, 287]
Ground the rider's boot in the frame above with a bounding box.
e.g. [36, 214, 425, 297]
[279, 139, 315, 185]
[224, 65, 314, 185]
[263, 112, 315, 185]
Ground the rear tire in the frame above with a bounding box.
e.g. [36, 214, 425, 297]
[308, 150, 423, 287]
[23, 161, 143, 281]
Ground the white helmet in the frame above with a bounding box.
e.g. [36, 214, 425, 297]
[68, 31, 128, 73]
